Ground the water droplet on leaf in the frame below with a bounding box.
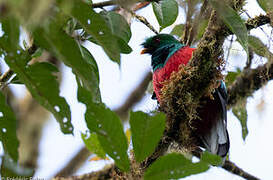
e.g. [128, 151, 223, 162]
[54, 106, 60, 112]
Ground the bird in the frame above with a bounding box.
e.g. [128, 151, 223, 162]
[141, 34, 229, 157]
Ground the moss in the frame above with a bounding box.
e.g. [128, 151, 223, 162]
[158, 38, 224, 152]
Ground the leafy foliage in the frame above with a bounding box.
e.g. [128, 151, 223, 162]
[257, 0, 273, 11]
[201, 151, 222, 166]
[232, 100, 248, 140]
[1, 17, 73, 134]
[144, 153, 209, 180]
[130, 111, 165, 162]
[7, 60, 73, 134]
[33, 19, 101, 103]
[170, 24, 184, 37]
[194, 19, 209, 43]
[248, 35, 273, 59]
[77, 78, 130, 172]
[60, 0, 132, 64]
[0, 92, 19, 161]
[209, 0, 248, 56]
[225, 68, 241, 87]
[152, 0, 178, 31]
[81, 132, 106, 159]
[105, 12, 132, 43]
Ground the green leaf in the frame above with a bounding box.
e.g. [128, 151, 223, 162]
[116, 37, 133, 54]
[81, 132, 106, 158]
[1, 154, 34, 178]
[257, 0, 273, 11]
[31, 48, 44, 58]
[6, 59, 73, 134]
[0, 92, 19, 161]
[232, 99, 248, 140]
[77, 79, 130, 172]
[10, 75, 23, 84]
[195, 19, 209, 42]
[79, 45, 100, 83]
[144, 153, 209, 180]
[248, 35, 273, 59]
[33, 19, 101, 103]
[152, 0, 178, 31]
[170, 24, 184, 37]
[225, 68, 241, 87]
[1, 16, 73, 134]
[209, 0, 248, 56]
[60, 0, 132, 63]
[106, 12, 132, 43]
[201, 151, 222, 166]
[0, 17, 20, 52]
[130, 111, 165, 162]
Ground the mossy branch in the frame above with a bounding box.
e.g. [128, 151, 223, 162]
[53, 152, 260, 180]
[227, 61, 273, 109]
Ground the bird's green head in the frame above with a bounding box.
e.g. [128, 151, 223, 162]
[141, 34, 184, 71]
[141, 34, 180, 55]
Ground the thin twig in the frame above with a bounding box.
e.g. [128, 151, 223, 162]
[115, 72, 152, 120]
[92, 0, 158, 9]
[192, 149, 260, 180]
[0, 69, 14, 84]
[54, 149, 260, 180]
[245, 48, 253, 69]
[130, 10, 159, 34]
[187, 0, 209, 45]
[182, 0, 195, 44]
[225, 35, 234, 64]
[223, 161, 260, 180]
[132, 2, 150, 11]
[92, 0, 115, 8]
[54, 147, 91, 177]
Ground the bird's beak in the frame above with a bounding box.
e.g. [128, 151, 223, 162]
[140, 48, 148, 54]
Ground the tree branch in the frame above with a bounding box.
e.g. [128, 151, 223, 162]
[115, 71, 152, 120]
[91, 0, 158, 9]
[223, 160, 260, 180]
[0, 69, 14, 89]
[53, 164, 121, 180]
[227, 61, 273, 109]
[92, 0, 115, 8]
[245, 14, 271, 31]
[192, 149, 260, 180]
[54, 150, 260, 180]
[54, 147, 91, 177]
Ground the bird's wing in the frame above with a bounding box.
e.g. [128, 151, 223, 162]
[151, 91, 157, 100]
[198, 81, 230, 157]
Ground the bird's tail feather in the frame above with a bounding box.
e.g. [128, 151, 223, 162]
[200, 86, 230, 157]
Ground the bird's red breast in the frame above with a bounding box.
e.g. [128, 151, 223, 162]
[153, 46, 195, 101]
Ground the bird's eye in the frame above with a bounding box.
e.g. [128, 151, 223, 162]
[155, 38, 160, 43]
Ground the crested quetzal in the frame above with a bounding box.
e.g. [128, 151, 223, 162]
[141, 34, 229, 157]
